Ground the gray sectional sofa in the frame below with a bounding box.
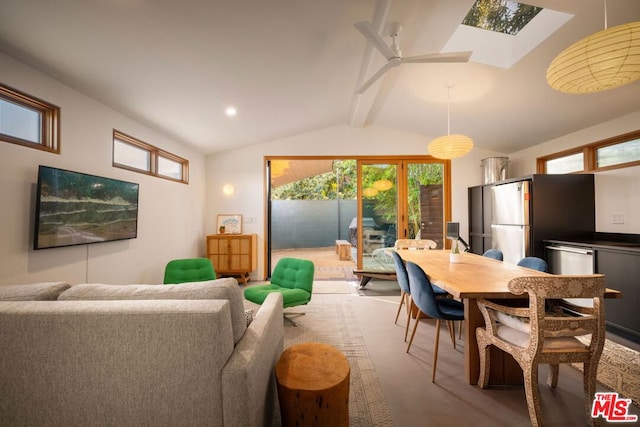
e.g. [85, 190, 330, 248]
[0, 279, 284, 427]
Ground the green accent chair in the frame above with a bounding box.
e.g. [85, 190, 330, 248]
[244, 257, 314, 326]
[163, 258, 216, 284]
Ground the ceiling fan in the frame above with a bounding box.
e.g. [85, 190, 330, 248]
[354, 21, 472, 94]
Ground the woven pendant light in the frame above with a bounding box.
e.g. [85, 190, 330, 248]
[428, 84, 473, 159]
[546, 1, 640, 94]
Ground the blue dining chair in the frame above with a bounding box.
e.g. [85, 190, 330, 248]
[483, 249, 503, 261]
[405, 261, 465, 383]
[391, 251, 447, 342]
[517, 256, 547, 272]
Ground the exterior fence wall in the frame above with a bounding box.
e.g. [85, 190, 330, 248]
[271, 200, 356, 249]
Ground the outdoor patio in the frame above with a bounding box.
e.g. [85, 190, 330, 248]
[271, 245, 397, 282]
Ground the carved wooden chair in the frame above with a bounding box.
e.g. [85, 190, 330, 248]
[476, 274, 606, 427]
[394, 239, 437, 250]
[372, 238, 437, 273]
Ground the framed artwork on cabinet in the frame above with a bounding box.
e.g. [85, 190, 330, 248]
[217, 214, 242, 234]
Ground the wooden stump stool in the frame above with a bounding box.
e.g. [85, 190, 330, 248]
[275, 342, 350, 426]
[335, 240, 352, 261]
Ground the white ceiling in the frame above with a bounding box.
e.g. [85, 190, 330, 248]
[0, 0, 639, 155]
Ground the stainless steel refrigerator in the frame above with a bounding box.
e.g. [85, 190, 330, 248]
[491, 180, 531, 264]
[488, 174, 595, 265]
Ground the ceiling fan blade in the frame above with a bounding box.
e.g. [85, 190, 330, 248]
[355, 59, 401, 94]
[354, 21, 396, 61]
[402, 51, 472, 63]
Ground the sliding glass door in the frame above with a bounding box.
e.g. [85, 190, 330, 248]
[264, 156, 450, 278]
[358, 161, 399, 265]
[357, 159, 449, 270]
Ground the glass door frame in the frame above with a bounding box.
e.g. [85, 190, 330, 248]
[264, 155, 451, 278]
[356, 157, 452, 270]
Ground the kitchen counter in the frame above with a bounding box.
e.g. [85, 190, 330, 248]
[545, 234, 640, 344]
[545, 238, 640, 253]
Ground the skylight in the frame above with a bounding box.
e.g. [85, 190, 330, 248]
[442, 1, 572, 69]
[462, 0, 543, 36]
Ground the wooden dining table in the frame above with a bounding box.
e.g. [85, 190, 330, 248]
[396, 249, 622, 385]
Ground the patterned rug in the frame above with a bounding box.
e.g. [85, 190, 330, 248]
[572, 336, 640, 407]
[281, 294, 393, 426]
[246, 294, 394, 426]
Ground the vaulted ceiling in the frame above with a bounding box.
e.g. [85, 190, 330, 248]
[1, 0, 638, 155]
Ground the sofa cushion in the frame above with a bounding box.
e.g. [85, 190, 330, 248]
[0, 282, 70, 301]
[0, 299, 232, 426]
[495, 310, 591, 338]
[58, 278, 247, 343]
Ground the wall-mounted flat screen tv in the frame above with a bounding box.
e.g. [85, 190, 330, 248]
[34, 165, 140, 250]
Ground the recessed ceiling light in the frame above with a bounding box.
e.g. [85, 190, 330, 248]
[225, 106, 237, 117]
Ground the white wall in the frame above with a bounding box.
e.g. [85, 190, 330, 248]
[6, 49, 635, 286]
[509, 111, 640, 234]
[207, 124, 505, 279]
[0, 52, 207, 285]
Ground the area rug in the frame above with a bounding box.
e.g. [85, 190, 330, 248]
[266, 294, 394, 426]
[312, 280, 353, 294]
[314, 265, 358, 281]
[572, 336, 640, 407]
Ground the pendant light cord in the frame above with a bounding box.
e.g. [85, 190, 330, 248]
[604, 0, 608, 29]
[446, 84, 451, 136]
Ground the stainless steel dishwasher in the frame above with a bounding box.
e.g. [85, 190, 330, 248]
[546, 244, 595, 307]
[546, 244, 594, 274]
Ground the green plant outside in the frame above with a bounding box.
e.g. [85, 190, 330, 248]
[272, 160, 444, 239]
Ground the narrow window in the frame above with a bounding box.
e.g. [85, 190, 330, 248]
[113, 137, 151, 172]
[538, 130, 640, 174]
[158, 154, 184, 181]
[113, 130, 188, 184]
[596, 138, 640, 169]
[545, 152, 584, 174]
[0, 83, 60, 153]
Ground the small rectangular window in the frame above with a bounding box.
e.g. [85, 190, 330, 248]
[537, 130, 640, 174]
[596, 138, 640, 168]
[158, 155, 183, 180]
[113, 130, 188, 184]
[545, 152, 584, 174]
[0, 83, 59, 153]
[0, 99, 41, 143]
[114, 138, 151, 172]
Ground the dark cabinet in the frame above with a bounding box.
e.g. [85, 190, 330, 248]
[597, 249, 640, 342]
[468, 185, 492, 255]
[470, 174, 595, 262]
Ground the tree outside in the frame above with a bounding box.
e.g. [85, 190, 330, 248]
[462, 0, 542, 36]
[272, 160, 443, 239]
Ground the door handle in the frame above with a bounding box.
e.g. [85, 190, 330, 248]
[545, 245, 593, 255]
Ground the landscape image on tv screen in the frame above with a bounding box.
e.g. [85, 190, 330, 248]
[34, 166, 140, 250]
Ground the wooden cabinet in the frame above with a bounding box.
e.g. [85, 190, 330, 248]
[206, 234, 257, 284]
